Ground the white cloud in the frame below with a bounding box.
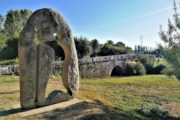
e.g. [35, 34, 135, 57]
[136, 6, 172, 18]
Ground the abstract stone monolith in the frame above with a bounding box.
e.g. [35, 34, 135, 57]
[19, 8, 79, 109]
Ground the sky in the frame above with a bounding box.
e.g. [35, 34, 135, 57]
[0, 0, 178, 49]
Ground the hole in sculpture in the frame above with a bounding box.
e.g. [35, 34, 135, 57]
[44, 41, 66, 98]
[111, 66, 123, 77]
[45, 40, 64, 77]
[45, 41, 65, 60]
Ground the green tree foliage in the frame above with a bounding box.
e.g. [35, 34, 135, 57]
[98, 41, 132, 56]
[107, 40, 114, 45]
[115, 41, 125, 47]
[74, 37, 132, 58]
[74, 36, 92, 58]
[154, 64, 166, 74]
[135, 45, 150, 54]
[159, 0, 180, 79]
[0, 9, 32, 60]
[134, 62, 146, 75]
[0, 14, 4, 30]
[0, 38, 18, 60]
[91, 39, 100, 57]
[139, 56, 155, 74]
[126, 46, 133, 54]
[162, 66, 175, 79]
[125, 62, 146, 76]
[125, 63, 135, 76]
[0, 30, 7, 51]
[0, 14, 7, 51]
[4, 9, 32, 38]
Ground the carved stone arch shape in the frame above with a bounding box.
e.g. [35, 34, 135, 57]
[19, 8, 79, 109]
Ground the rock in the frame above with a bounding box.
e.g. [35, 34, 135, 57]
[19, 8, 79, 109]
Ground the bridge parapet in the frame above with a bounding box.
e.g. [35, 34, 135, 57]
[51, 54, 154, 65]
[79, 54, 138, 64]
[0, 54, 156, 77]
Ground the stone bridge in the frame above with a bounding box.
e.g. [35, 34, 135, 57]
[53, 54, 155, 78]
[0, 54, 155, 78]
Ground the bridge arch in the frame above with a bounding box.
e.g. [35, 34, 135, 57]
[111, 65, 124, 77]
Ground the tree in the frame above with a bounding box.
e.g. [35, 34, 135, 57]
[135, 45, 138, 53]
[0, 14, 4, 30]
[0, 14, 7, 54]
[0, 38, 18, 60]
[107, 40, 114, 45]
[74, 36, 92, 58]
[159, 0, 180, 79]
[0, 9, 32, 60]
[115, 41, 125, 47]
[0, 30, 7, 51]
[98, 41, 132, 56]
[126, 46, 133, 53]
[4, 9, 32, 39]
[91, 39, 100, 56]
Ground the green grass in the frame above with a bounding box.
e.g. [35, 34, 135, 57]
[0, 75, 19, 83]
[0, 59, 17, 65]
[78, 75, 180, 119]
[0, 75, 180, 119]
[81, 75, 179, 87]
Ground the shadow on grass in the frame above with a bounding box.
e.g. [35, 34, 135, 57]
[25, 101, 137, 120]
[0, 90, 19, 94]
[1, 100, 179, 120]
[135, 106, 180, 120]
[0, 107, 23, 116]
[33, 100, 180, 120]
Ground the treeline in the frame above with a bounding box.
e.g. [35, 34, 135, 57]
[0, 9, 32, 60]
[0, 9, 133, 60]
[134, 45, 162, 56]
[75, 37, 133, 59]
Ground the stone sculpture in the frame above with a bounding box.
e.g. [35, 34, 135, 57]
[19, 8, 79, 109]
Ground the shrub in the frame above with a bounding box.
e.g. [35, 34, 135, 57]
[154, 64, 166, 74]
[145, 63, 154, 74]
[175, 69, 180, 80]
[162, 67, 174, 79]
[139, 56, 155, 74]
[125, 63, 136, 76]
[163, 66, 180, 80]
[139, 56, 155, 67]
[134, 62, 146, 75]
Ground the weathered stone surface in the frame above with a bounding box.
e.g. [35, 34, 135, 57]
[46, 90, 71, 105]
[19, 45, 37, 109]
[36, 44, 55, 106]
[19, 8, 79, 109]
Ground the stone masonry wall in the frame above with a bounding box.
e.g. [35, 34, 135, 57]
[0, 54, 155, 78]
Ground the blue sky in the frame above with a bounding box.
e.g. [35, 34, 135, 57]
[0, 0, 177, 48]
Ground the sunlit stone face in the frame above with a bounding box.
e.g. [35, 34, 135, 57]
[19, 8, 79, 109]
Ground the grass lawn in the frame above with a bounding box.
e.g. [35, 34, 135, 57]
[0, 75, 180, 119]
[0, 59, 17, 65]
